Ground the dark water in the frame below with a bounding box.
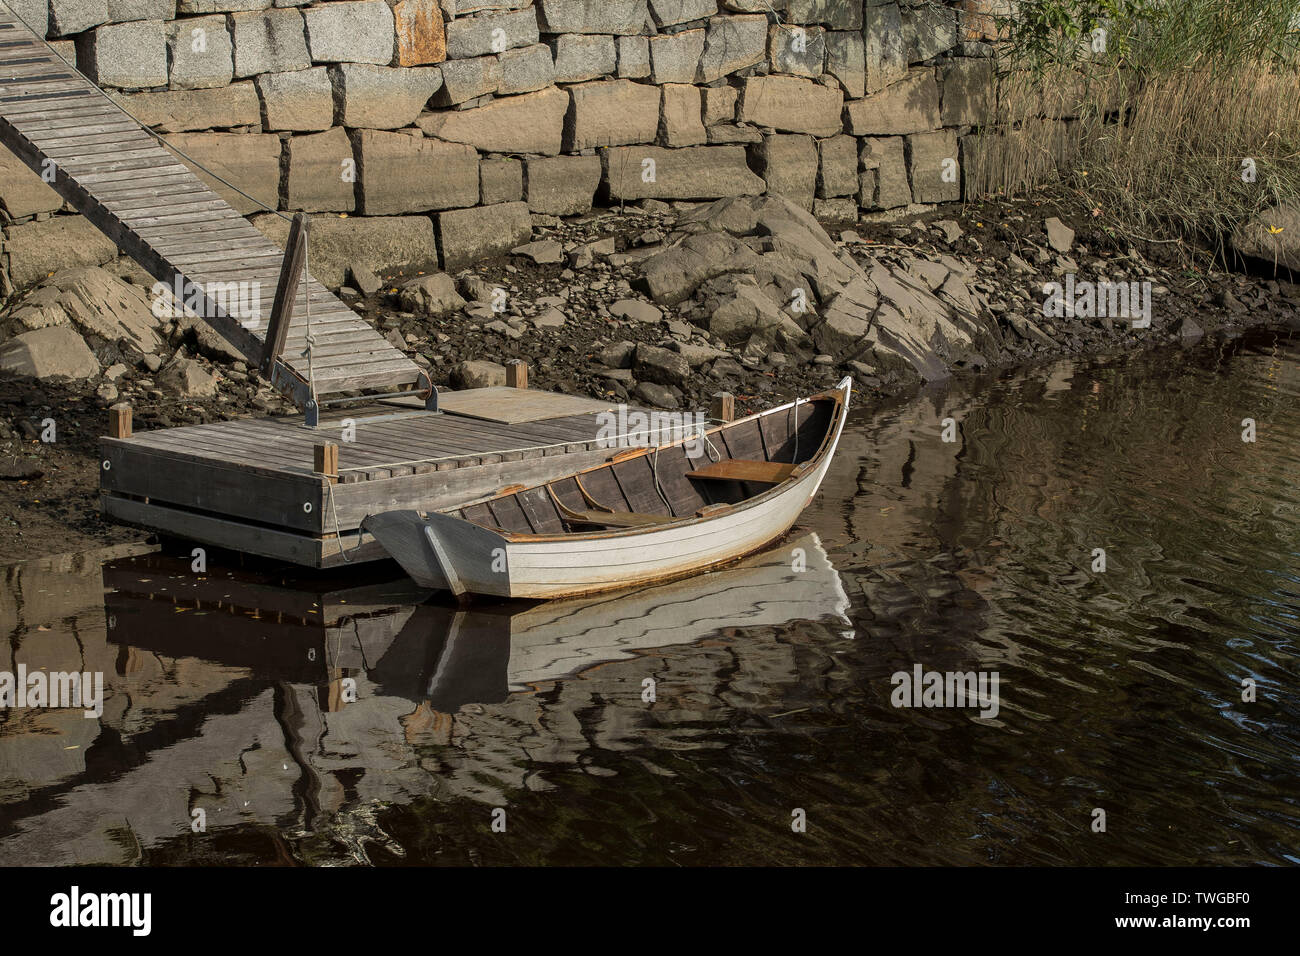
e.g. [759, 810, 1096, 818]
[2, 330, 1298, 866]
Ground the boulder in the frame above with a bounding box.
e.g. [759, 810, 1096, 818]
[0, 327, 100, 380]
[398, 273, 466, 315]
[4, 218, 119, 292]
[5, 266, 163, 357]
[158, 357, 219, 398]
[451, 360, 507, 389]
[1044, 216, 1075, 253]
[638, 231, 762, 305]
[634, 343, 691, 387]
[1231, 205, 1300, 272]
[609, 299, 662, 323]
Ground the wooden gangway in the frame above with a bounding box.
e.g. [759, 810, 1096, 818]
[0, 4, 426, 413]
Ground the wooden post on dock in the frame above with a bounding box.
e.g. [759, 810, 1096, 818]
[710, 392, 735, 423]
[506, 359, 528, 389]
[313, 441, 338, 484]
[108, 403, 133, 439]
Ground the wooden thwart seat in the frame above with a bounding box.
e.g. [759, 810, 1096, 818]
[561, 510, 676, 529]
[686, 458, 798, 485]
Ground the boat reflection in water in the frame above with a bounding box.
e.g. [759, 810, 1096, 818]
[0, 532, 853, 863]
[105, 532, 851, 713]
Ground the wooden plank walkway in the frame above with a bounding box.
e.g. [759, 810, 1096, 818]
[0, 7, 423, 408]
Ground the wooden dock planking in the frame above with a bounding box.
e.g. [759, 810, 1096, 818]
[100, 390, 703, 568]
[0, 7, 423, 410]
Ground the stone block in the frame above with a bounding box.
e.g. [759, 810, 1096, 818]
[703, 85, 737, 125]
[256, 67, 333, 131]
[480, 157, 523, 204]
[525, 155, 600, 216]
[165, 132, 280, 214]
[859, 135, 909, 209]
[0, 151, 61, 221]
[50, 0, 109, 37]
[446, 8, 539, 58]
[285, 126, 354, 212]
[940, 57, 995, 127]
[551, 34, 616, 83]
[356, 131, 479, 214]
[768, 24, 824, 78]
[817, 133, 857, 198]
[332, 63, 444, 129]
[437, 201, 533, 271]
[660, 83, 706, 147]
[738, 75, 844, 136]
[903, 2, 958, 62]
[167, 15, 233, 90]
[9, 0, 49, 37]
[3, 219, 118, 291]
[787, 0, 861, 30]
[604, 145, 764, 200]
[80, 20, 167, 90]
[825, 30, 864, 98]
[865, 1, 907, 93]
[649, 0, 716, 26]
[907, 129, 960, 203]
[303, 0, 394, 65]
[697, 13, 766, 82]
[251, 212, 440, 288]
[565, 79, 661, 150]
[230, 8, 309, 78]
[844, 69, 940, 135]
[111, 83, 259, 131]
[435, 55, 501, 105]
[537, 0, 650, 35]
[427, 86, 568, 154]
[649, 27, 704, 84]
[750, 133, 817, 210]
[617, 35, 650, 78]
[499, 43, 555, 94]
[394, 0, 447, 66]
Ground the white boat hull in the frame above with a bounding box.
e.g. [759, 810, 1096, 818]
[364, 378, 851, 600]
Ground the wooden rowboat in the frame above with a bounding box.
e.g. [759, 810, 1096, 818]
[362, 377, 852, 600]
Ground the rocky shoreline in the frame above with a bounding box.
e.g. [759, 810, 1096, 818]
[3, 192, 1298, 562]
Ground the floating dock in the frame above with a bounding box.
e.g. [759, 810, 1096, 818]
[100, 387, 700, 568]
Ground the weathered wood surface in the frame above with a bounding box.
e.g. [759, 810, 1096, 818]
[0, 9, 420, 407]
